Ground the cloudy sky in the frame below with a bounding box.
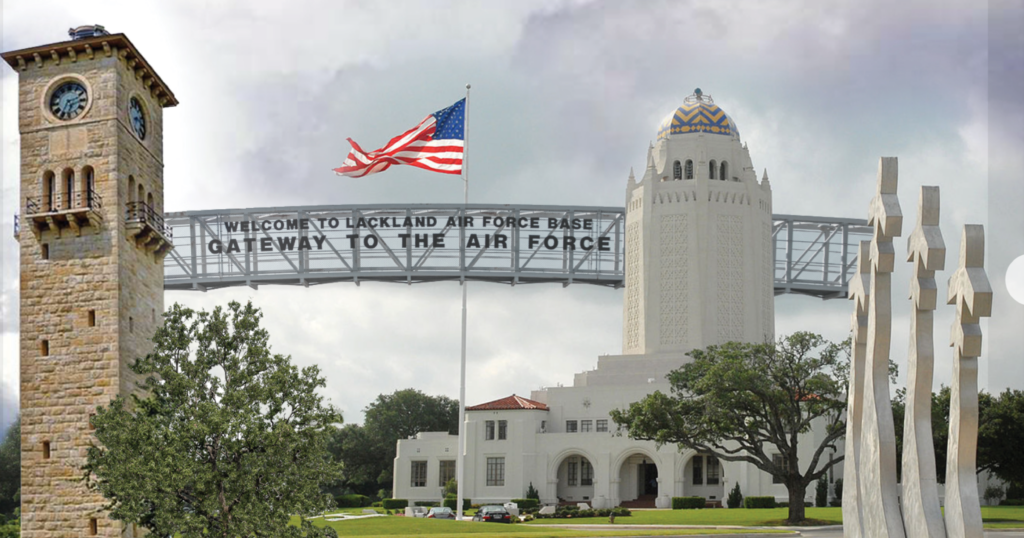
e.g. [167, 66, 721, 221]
[2, 1, 1021, 434]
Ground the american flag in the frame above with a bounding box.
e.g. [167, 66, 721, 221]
[334, 99, 465, 178]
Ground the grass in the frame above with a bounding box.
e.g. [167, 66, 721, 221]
[524, 506, 1024, 529]
[289, 513, 794, 536]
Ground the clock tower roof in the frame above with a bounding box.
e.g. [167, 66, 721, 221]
[2, 31, 179, 107]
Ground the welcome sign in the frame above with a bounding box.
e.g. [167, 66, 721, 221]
[163, 204, 626, 291]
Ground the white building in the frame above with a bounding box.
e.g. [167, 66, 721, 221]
[393, 90, 833, 509]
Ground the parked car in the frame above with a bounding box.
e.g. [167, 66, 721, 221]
[426, 507, 456, 519]
[472, 505, 511, 523]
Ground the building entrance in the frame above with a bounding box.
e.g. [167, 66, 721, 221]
[639, 462, 658, 496]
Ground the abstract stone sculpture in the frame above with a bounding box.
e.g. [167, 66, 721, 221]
[944, 225, 992, 538]
[843, 240, 871, 537]
[902, 187, 947, 538]
[857, 157, 906, 538]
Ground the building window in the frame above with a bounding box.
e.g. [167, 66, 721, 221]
[673, 161, 682, 180]
[89, 517, 98, 535]
[40, 340, 49, 356]
[692, 455, 703, 485]
[129, 317, 134, 333]
[411, 461, 427, 487]
[580, 420, 592, 433]
[596, 419, 608, 432]
[486, 457, 505, 486]
[41, 243, 49, 260]
[720, 161, 729, 181]
[439, 460, 456, 487]
[498, 420, 507, 440]
[42, 441, 51, 460]
[540, 420, 547, 433]
[582, 459, 593, 486]
[565, 420, 578, 433]
[568, 458, 578, 486]
[773, 453, 788, 484]
[709, 160, 717, 180]
[485, 420, 495, 440]
[707, 456, 720, 485]
[87, 309, 96, 327]
[685, 160, 694, 179]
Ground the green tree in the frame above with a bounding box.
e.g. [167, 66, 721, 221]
[84, 301, 341, 538]
[977, 388, 1024, 488]
[328, 389, 457, 495]
[0, 416, 19, 519]
[611, 333, 853, 524]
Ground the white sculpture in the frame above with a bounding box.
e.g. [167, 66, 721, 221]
[857, 157, 906, 538]
[901, 187, 947, 537]
[843, 240, 871, 537]
[944, 225, 992, 538]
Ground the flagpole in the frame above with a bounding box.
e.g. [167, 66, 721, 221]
[456, 83, 470, 522]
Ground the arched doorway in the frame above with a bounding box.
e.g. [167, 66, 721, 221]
[554, 453, 595, 504]
[616, 452, 661, 506]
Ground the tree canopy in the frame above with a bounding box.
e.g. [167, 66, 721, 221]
[611, 332, 853, 523]
[0, 416, 19, 519]
[84, 301, 340, 538]
[327, 389, 457, 496]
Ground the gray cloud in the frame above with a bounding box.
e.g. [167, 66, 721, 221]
[2, 1, 1012, 426]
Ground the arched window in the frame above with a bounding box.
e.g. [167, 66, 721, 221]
[138, 184, 145, 208]
[147, 192, 154, 211]
[685, 160, 694, 179]
[720, 161, 729, 181]
[62, 168, 75, 209]
[43, 171, 56, 212]
[673, 161, 682, 180]
[709, 160, 717, 180]
[80, 166, 95, 207]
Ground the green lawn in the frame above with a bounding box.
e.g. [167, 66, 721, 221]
[290, 514, 794, 536]
[524, 506, 1024, 529]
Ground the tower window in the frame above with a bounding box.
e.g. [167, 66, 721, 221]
[129, 317, 134, 333]
[62, 168, 75, 209]
[40, 339, 49, 356]
[81, 165, 95, 207]
[685, 160, 694, 179]
[673, 161, 682, 180]
[720, 161, 729, 181]
[87, 309, 96, 327]
[709, 160, 717, 180]
[41, 243, 49, 260]
[43, 170, 56, 211]
[42, 441, 51, 459]
[89, 517, 98, 535]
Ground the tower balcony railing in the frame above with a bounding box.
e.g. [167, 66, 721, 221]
[125, 201, 173, 256]
[23, 189, 104, 237]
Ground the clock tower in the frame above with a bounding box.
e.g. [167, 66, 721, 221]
[3, 26, 176, 537]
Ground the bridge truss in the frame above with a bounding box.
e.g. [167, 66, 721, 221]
[163, 204, 871, 299]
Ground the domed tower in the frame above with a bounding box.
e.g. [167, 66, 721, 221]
[622, 89, 773, 359]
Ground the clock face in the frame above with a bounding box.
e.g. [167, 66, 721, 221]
[129, 97, 146, 140]
[49, 82, 88, 120]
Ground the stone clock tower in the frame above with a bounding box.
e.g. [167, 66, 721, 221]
[3, 26, 175, 537]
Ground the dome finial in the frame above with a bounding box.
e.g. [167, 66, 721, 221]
[694, 87, 703, 99]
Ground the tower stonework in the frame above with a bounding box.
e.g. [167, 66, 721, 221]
[623, 89, 774, 359]
[4, 27, 176, 537]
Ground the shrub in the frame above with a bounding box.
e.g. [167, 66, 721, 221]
[672, 496, 705, 509]
[334, 494, 371, 508]
[1000, 499, 1024, 506]
[815, 477, 829, 508]
[984, 485, 1005, 505]
[444, 478, 458, 497]
[777, 501, 788, 508]
[511, 498, 539, 511]
[833, 478, 844, 503]
[830, 499, 842, 507]
[382, 498, 408, 510]
[371, 501, 382, 508]
[414, 501, 439, 507]
[727, 483, 743, 509]
[443, 495, 471, 510]
[612, 507, 631, 516]
[744, 496, 776, 509]
[526, 482, 540, 500]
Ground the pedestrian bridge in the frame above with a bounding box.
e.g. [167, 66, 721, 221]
[162, 203, 871, 299]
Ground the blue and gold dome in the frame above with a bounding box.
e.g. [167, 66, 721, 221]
[657, 88, 737, 139]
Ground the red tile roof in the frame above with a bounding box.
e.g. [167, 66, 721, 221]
[466, 394, 548, 411]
